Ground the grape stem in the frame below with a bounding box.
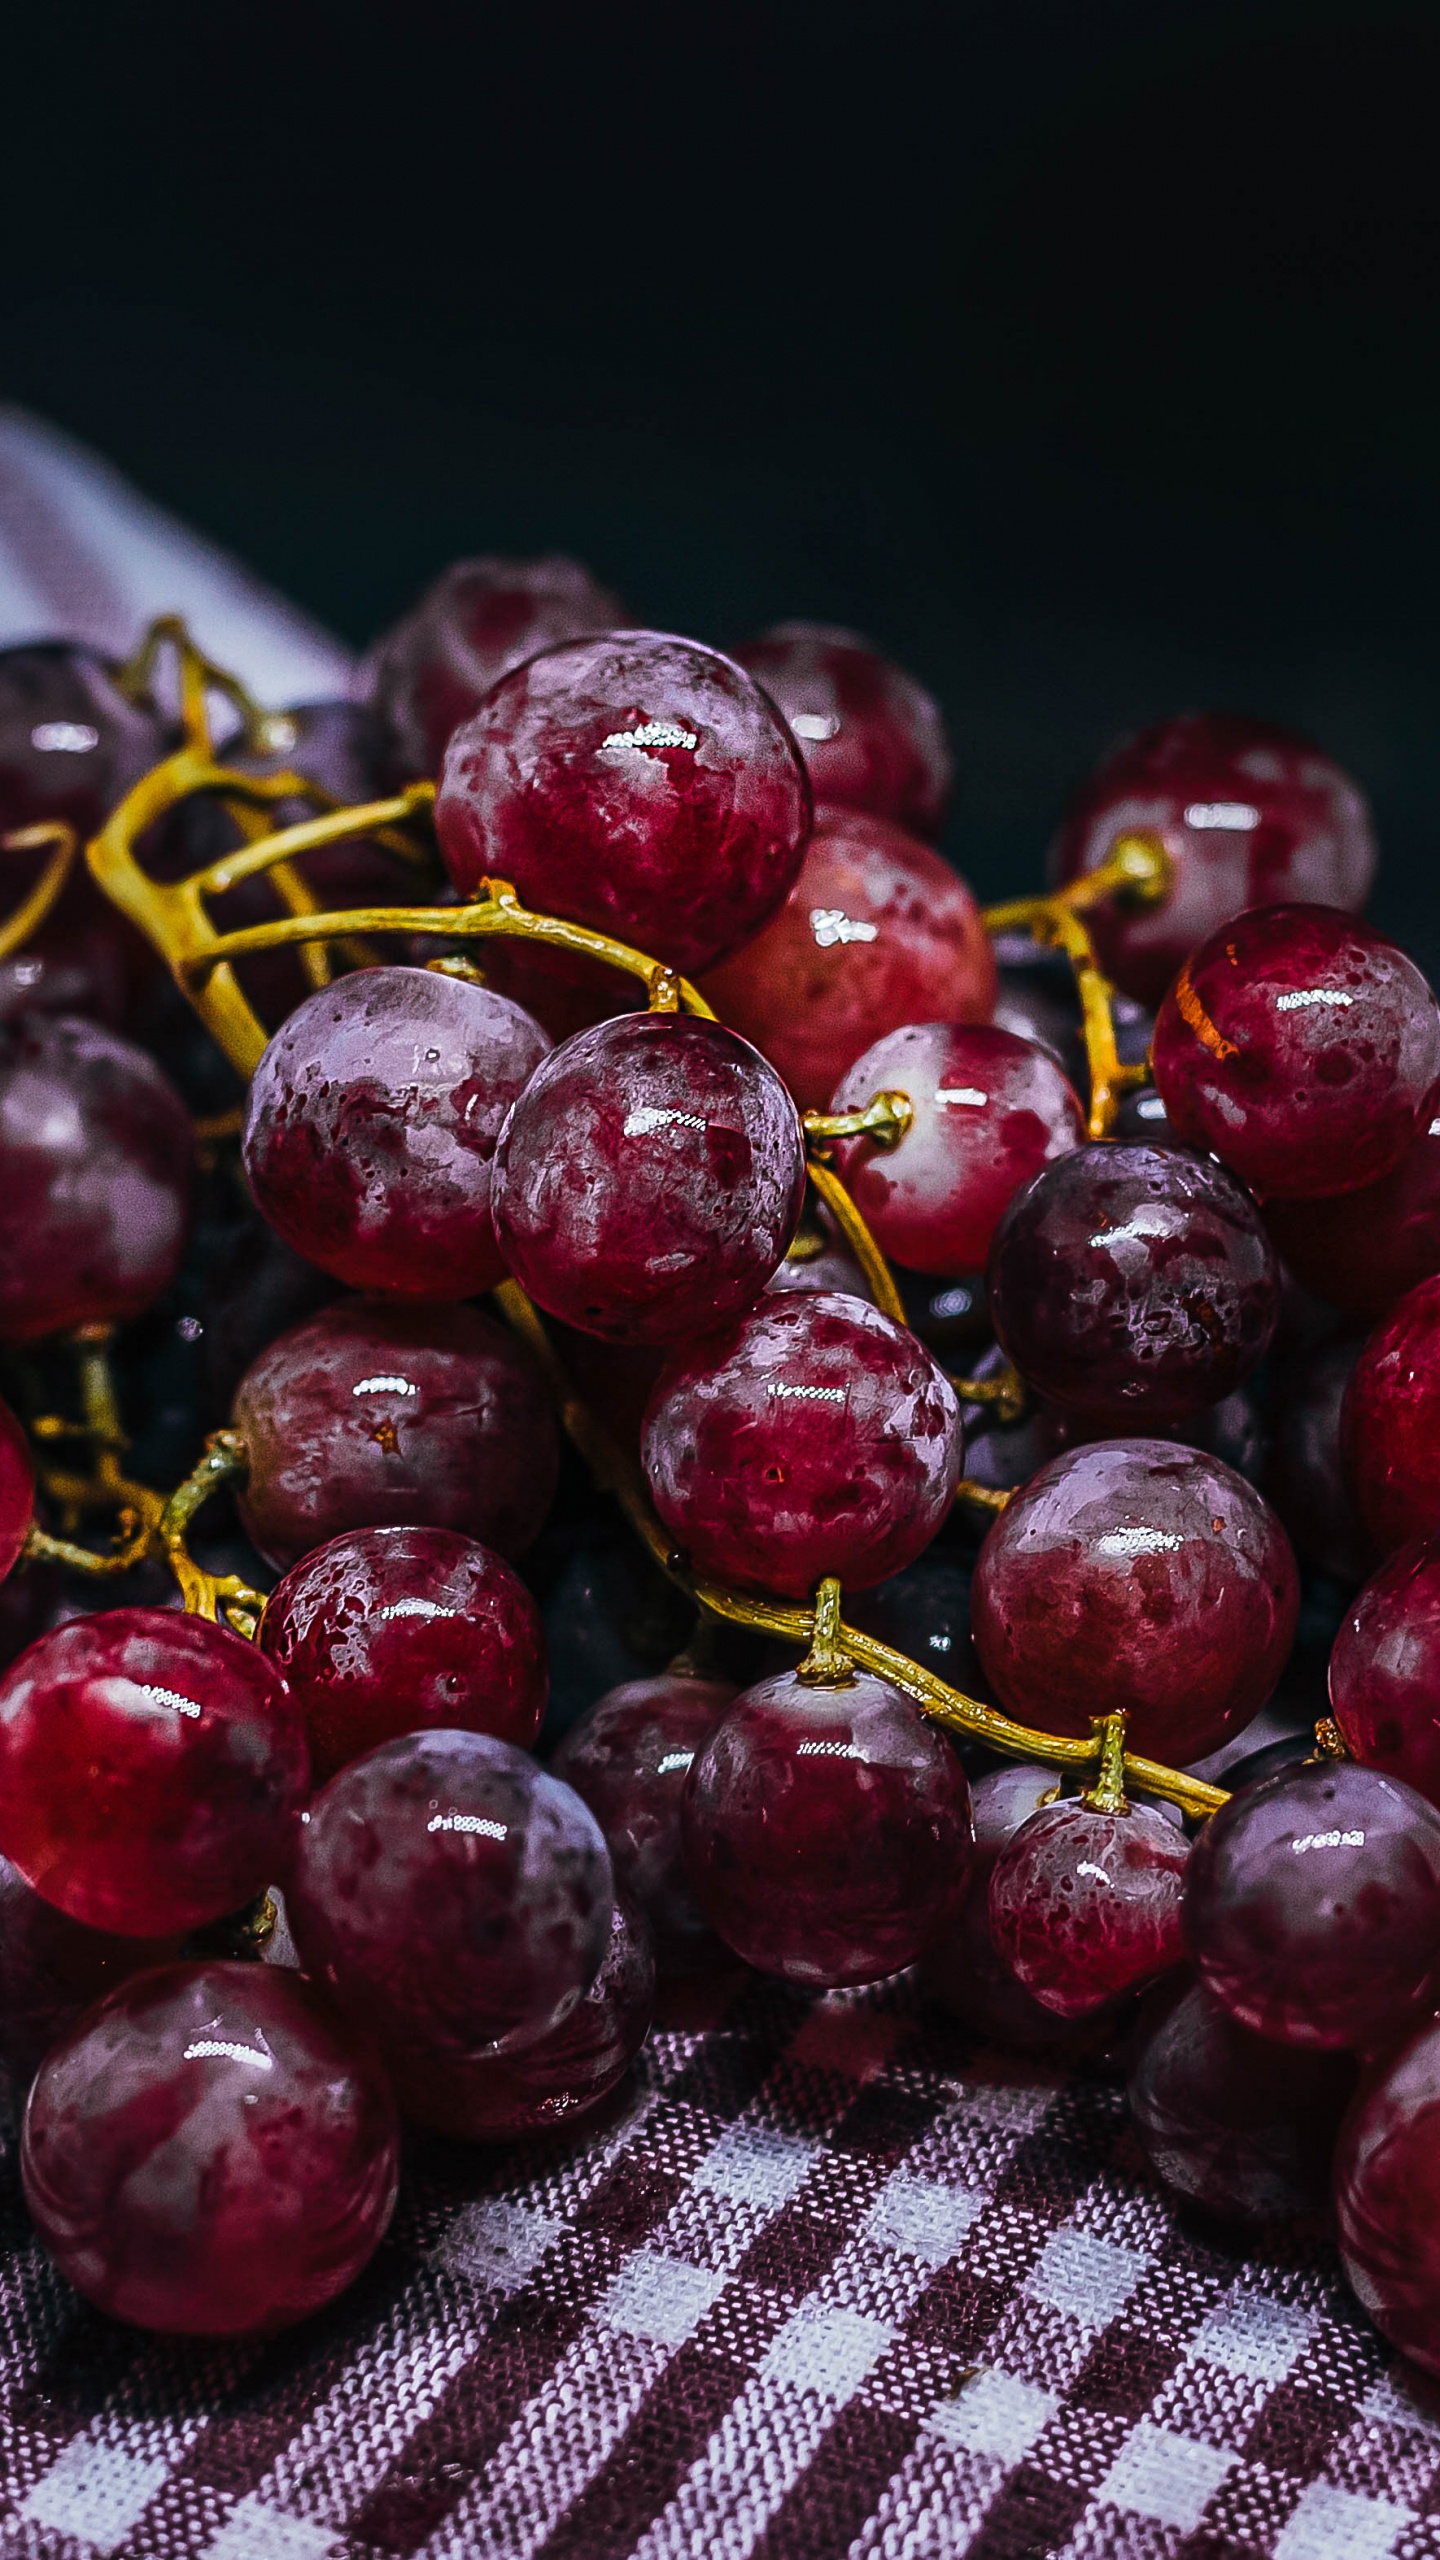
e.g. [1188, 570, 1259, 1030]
[803, 1091, 914, 1156]
[157, 1430, 266, 1636]
[1081, 1712, 1130, 1815]
[24, 1325, 165, 1573]
[0, 822, 79, 960]
[952, 1364, 1026, 1423]
[795, 1578, 857, 1688]
[982, 832, 1171, 1141]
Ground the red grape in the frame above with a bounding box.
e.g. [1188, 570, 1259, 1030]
[22, 1960, 398, 2335]
[971, 1440, 1299, 1765]
[700, 809, 995, 1111]
[733, 623, 952, 837]
[492, 1012, 805, 1345]
[1265, 1334, 1374, 1584]
[551, 1670, 737, 1973]
[0, 1853, 180, 2085]
[1335, 2016, 1440, 2378]
[1129, 1981, 1356, 2225]
[1152, 904, 1440, 1201]
[259, 1524, 547, 1782]
[919, 1762, 1115, 2052]
[364, 553, 625, 780]
[395, 1890, 654, 2140]
[1265, 1092, 1440, 1322]
[988, 1797, 1188, 2017]
[1048, 713, 1376, 1006]
[830, 1021, 1085, 1275]
[987, 1142, 1278, 1425]
[286, 1728, 613, 2077]
[0, 1395, 32, 1583]
[642, 1290, 963, 1597]
[681, 1668, 972, 1986]
[0, 1012, 193, 1341]
[0, 640, 167, 881]
[1341, 1276, 1440, 1553]
[242, 965, 550, 1300]
[1184, 1760, 1440, 2049]
[0, 1607, 308, 1936]
[234, 1297, 558, 1569]
[1330, 1534, 1440, 1807]
[435, 631, 811, 974]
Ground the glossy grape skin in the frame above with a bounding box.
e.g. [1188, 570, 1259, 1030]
[0, 1608, 308, 1937]
[0, 1396, 32, 1583]
[0, 1012, 193, 1341]
[642, 1290, 963, 1598]
[1329, 1534, 1440, 1807]
[847, 1550, 988, 1702]
[243, 966, 550, 1300]
[700, 810, 996, 1112]
[1335, 2018, 1440, 2378]
[1341, 1277, 1440, 1554]
[1153, 905, 1440, 1202]
[1184, 1760, 1440, 2049]
[681, 1669, 972, 1987]
[0, 639, 167, 868]
[831, 1022, 1085, 1276]
[551, 1672, 736, 1973]
[435, 631, 811, 975]
[988, 1800, 1188, 2018]
[1266, 1094, 1440, 1322]
[988, 1142, 1278, 1426]
[1129, 1982, 1357, 2227]
[0, 1854, 180, 2086]
[286, 1729, 613, 2077]
[260, 1525, 547, 1783]
[971, 1440, 1298, 1765]
[400, 1892, 654, 2140]
[364, 554, 626, 781]
[492, 1012, 805, 1345]
[733, 623, 952, 837]
[234, 1297, 558, 1570]
[1048, 713, 1377, 1007]
[1265, 1334, 1374, 1584]
[21, 1960, 399, 2336]
[919, 1763, 1117, 2052]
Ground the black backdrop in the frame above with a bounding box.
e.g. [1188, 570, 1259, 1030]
[3, 0, 1438, 966]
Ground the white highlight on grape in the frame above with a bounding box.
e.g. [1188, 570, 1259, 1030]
[797, 1737, 858, 1757]
[428, 1812, 508, 1840]
[1095, 1527, 1185, 1559]
[767, 1382, 846, 1404]
[657, 1751, 694, 1776]
[1184, 800, 1260, 829]
[1274, 988, 1356, 1011]
[142, 1686, 203, 1720]
[381, 1597, 447, 1621]
[352, 1375, 418, 1396]
[1292, 1829, 1366, 1854]
[623, 1106, 708, 1137]
[183, 2039, 274, 2069]
[809, 908, 878, 948]
[30, 720, 99, 753]
[602, 722, 698, 752]
[1076, 1862, 1112, 1884]
[935, 1087, 989, 1108]
[791, 712, 841, 742]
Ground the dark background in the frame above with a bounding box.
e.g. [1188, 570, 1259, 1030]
[3, 0, 1438, 960]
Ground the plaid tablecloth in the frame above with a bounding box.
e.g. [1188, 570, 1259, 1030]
[0, 1967, 1430, 2560]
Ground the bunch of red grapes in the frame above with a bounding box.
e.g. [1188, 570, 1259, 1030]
[4, 569, 1440, 2381]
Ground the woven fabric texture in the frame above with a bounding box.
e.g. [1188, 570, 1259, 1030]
[0, 1968, 1430, 2560]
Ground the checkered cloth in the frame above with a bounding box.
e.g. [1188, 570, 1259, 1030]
[0, 1968, 1432, 2560]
